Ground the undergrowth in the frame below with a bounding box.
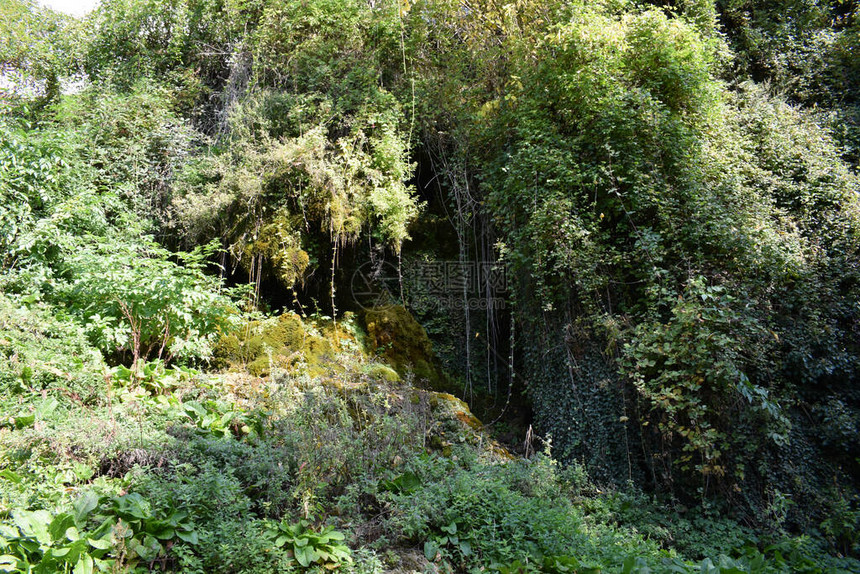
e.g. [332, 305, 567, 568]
[0, 306, 857, 573]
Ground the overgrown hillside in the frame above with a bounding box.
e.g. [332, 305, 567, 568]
[1, 0, 858, 572]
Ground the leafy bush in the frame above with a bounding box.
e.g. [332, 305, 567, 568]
[0, 506, 114, 574]
[53, 234, 234, 365]
[621, 278, 789, 487]
[0, 294, 105, 398]
[2, 1, 860, 572]
[111, 359, 197, 395]
[383, 452, 659, 570]
[0, 490, 199, 573]
[265, 519, 352, 569]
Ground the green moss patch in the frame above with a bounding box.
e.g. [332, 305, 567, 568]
[214, 313, 334, 376]
[361, 305, 449, 388]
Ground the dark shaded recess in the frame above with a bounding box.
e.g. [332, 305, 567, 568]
[401, 145, 533, 448]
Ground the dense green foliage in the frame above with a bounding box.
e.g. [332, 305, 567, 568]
[1, 0, 859, 571]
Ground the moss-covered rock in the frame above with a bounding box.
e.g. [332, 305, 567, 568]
[260, 313, 305, 349]
[213, 332, 263, 366]
[363, 363, 401, 383]
[361, 305, 448, 388]
[211, 308, 515, 459]
[431, 393, 483, 431]
[214, 312, 334, 376]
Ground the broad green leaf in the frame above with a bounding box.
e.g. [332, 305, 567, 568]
[295, 545, 316, 567]
[0, 470, 22, 484]
[14, 510, 51, 545]
[12, 414, 35, 429]
[0, 555, 18, 573]
[73, 492, 99, 526]
[73, 553, 93, 574]
[87, 538, 111, 550]
[175, 530, 198, 545]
